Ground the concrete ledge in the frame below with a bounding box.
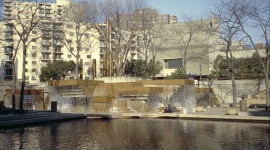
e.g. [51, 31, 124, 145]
[178, 114, 270, 123]
[0, 111, 86, 128]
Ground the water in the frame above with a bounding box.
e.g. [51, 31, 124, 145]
[0, 119, 269, 150]
[46, 82, 196, 114]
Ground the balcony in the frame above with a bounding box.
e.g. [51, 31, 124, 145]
[54, 50, 63, 54]
[99, 43, 106, 47]
[41, 50, 51, 53]
[42, 42, 51, 46]
[4, 0, 13, 3]
[41, 56, 50, 61]
[53, 26, 63, 32]
[55, 57, 62, 60]
[40, 26, 51, 31]
[4, 48, 13, 55]
[4, 62, 13, 69]
[4, 53, 12, 60]
[3, 11, 11, 16]
[5, 29, 13, 33]
[42, 33, 51, 38]
[41, 57, 51, 61]
[4, 2, 11, 7]
[5, 37, 13, 42]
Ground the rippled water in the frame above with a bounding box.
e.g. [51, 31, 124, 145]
[0, 119, 269, 150]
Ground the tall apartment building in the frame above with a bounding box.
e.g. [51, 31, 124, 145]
[0, 0, 144, 84]
[0, 0, 98, 85]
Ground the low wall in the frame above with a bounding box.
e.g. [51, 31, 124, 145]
[199, 79, 266, 105]
[95, 76, 142, 83]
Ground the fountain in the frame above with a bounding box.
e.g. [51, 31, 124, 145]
[46, 79, 196, 114]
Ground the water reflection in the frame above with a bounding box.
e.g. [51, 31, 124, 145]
[0, 119, 269, 150]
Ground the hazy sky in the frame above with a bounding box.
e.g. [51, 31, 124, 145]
[147, 0, 211, 21]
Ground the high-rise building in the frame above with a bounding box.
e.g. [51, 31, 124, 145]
[0, 0, 98, 84]
[0, 0, 143, 84]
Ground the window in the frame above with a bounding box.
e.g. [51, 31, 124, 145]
[25, 69, 28, 72]
[87, 67, 91, 75]
[25, 61, 28, 64]
[31, 76, 36, 80]
[57, 9, 62, 15]
[42, 54, 50, 59]
[87, 55, 91, 58]
[45, 9, 50, 14]
[32, 61, 37, 65]
[32, 69, 36, 72]
[55, 46, 61, 53]
[85, 62, 90, 65]
[67, 54, 72, 58]
[67, 40, 72, 44]
[164, 58, 183, 69]
[32, 53, 37, 57]
[6, 25, 13, 31]
[56, 55, 61, 60]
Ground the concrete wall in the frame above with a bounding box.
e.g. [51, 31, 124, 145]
[199, 79, 266, 105]
[95, 76, 142, 83]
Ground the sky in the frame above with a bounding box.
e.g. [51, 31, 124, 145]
[147, 0, 211, 21]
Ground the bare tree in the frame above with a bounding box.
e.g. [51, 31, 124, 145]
[61, 0, 100, 79]
[204, 0, 244, 107]
[3, 0, 45, 111]
[231, 0, 270, 107]
[99, 0, 147, 76]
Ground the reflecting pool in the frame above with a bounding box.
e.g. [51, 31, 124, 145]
[0, 119, 269, 150]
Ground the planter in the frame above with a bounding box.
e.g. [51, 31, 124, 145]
[195, 106, 204, 112]
[226, 107, 238, 115]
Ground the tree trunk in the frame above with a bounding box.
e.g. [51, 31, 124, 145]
[265, 51, 269, 107]
[227, 43, 237, 107]
[19, 45, 26, 111]
[12, 63, 16, 112]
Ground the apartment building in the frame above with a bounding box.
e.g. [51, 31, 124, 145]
[0, 0, 98, 84]
[0, 0, 145, 84]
